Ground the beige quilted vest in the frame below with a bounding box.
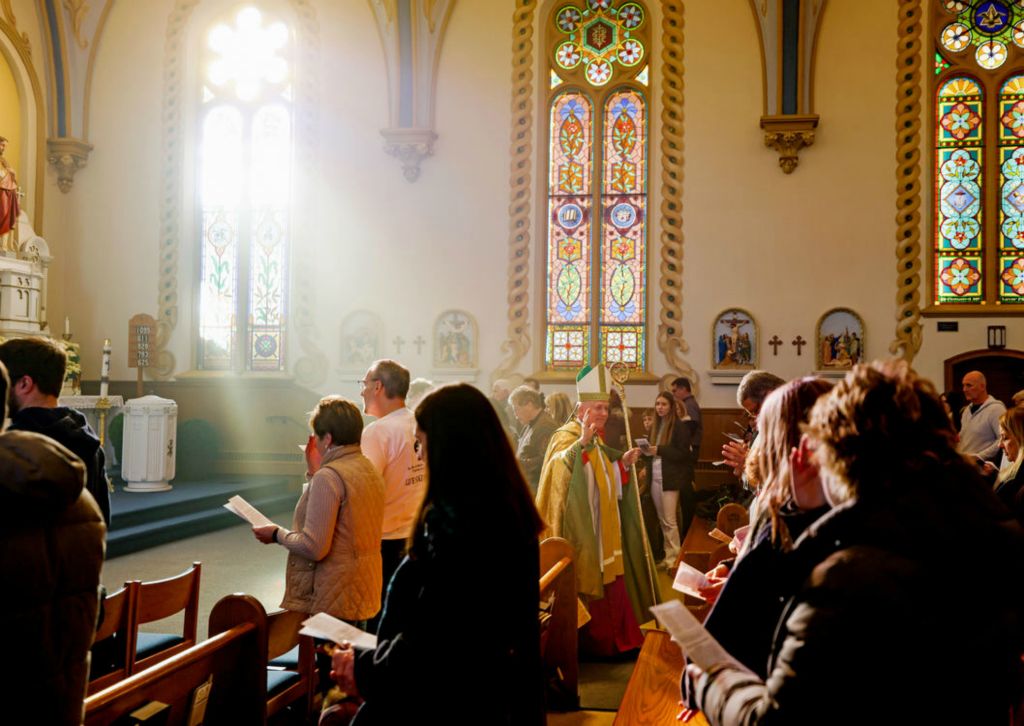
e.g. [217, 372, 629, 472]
[282, 445, 385, 621]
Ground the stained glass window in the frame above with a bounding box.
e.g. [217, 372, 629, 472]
[933, 2, 1024, 309]
[544, 0, 650, 370]
[198, 7, 291, 370]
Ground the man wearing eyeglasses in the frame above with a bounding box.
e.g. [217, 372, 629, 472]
[359, 359, 426, 631]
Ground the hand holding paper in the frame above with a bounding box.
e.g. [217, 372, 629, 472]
[223, 495, 274, 528]
[300, 612, 378, 651]
[650, 600, 752, 674]
[672, 560, 710, 600]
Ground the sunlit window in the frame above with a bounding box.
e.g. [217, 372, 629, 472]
[198, 6, 291, 371]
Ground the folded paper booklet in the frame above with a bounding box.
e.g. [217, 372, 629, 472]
[650, 600, 752, 674]
[300, 612, 378, 650]
[223, 495, 274, 528]
[709, 528, 733, 544]
[672, 560, 709, 600]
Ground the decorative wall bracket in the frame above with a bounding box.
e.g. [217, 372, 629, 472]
[380, 127, 437, 182]
[46, 137, 92, 192]
[760, 114, 817, 174]
[368, 0, 455, 182]
[749, 0, 827, 174]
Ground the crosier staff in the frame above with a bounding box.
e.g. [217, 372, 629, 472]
[609, 362, 661, 606]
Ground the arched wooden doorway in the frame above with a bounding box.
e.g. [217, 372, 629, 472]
[944, 350, 1024, 406]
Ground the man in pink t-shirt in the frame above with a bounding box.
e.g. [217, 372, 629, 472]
[360, 359, 426, 628]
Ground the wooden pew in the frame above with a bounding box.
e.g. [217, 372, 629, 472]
[132, 562, 202, 672]
[264, 608, 316, 720]
[88, 581, 139, 695]
[615, 629, 707, 726]
[85, 594, 267, 726]
[539, 537, 579, 711]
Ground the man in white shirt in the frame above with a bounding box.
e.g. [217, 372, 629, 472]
[958, 370, 1006, 463]
[360, 359, 426, 628]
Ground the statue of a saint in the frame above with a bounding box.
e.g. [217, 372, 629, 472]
[0, 136, 19, 255]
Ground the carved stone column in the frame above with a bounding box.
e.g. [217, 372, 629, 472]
[380, 127, 438, 182]
[46, 138, 92, 193]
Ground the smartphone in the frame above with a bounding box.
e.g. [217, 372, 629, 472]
[635, 437, 651, 451]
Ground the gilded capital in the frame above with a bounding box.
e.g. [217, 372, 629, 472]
[760, 115, 818, 174]
[46, 138, 93, 193]
[380, 127, 437, 183]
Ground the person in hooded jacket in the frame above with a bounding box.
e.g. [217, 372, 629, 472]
[0, 336, 110, 525]
[0, 357, 106, 725]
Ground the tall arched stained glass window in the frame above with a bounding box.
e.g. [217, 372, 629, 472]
[198, 7, 292, 370]
[932, 1, 1024, 309]
[544, 0, 651, 371]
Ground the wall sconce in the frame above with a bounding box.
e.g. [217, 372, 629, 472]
[988, 325, 1006, 350]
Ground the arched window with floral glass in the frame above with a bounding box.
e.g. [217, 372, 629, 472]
[544, 0, 651, 370]
[197, 6, 292, 370]
[932, 0, 1024, 309]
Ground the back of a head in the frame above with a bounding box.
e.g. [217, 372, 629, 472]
[310, 396, 363, 446]
[747, 378, 832, 534]
[808, 360, 957, 502]
[545, 392, 573, 424]
[0, 337, 66, 397]
[736, 370, 785, 408]
[372, 359, 410, 400]
[414, 384, 543, 541]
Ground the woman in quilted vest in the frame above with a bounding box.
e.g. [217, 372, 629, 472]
[326, 383, 546, 725]
[254, 396, 385, 625]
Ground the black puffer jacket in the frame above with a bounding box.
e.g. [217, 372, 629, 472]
[693, 457, 1024, 725]
[9, 406, 110, 525]
[0, 430, 105, 726]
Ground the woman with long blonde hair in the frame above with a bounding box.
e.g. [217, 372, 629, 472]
[699, 377, 832, 679]
[995, 406, 1024, 523]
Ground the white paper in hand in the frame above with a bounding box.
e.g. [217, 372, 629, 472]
[650, 600, 752, 674]
[300, 612, 378, 650]
[223, 495, 274, 528]
[672, 560, 709, 600]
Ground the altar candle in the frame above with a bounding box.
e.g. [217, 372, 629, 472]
[64, 317, 70, 337]
[99, 338, 111, 398]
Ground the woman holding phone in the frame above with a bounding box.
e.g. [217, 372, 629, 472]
[641, 391, 696, 569]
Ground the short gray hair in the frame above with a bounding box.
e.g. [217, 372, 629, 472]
[371, 359, 410, 399]
[737, 370, 785, 407]
[509, 385, 543, 409]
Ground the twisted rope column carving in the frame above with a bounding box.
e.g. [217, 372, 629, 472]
[658, 1, 697, 388]
[493, 0, 536, 385]
[150, 0, 202, 379]
[889, 0, 923, 362]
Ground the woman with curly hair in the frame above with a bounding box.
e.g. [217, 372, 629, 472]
[687, 361, 1024, 724]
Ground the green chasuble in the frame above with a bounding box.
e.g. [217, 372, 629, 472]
[535, 420, 658, 624]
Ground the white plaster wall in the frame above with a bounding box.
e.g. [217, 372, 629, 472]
[54, 0, 168, 379]
[42, 0, 1022, 399]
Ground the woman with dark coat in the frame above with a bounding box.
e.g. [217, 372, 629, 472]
[697, 377, 832, 679]
[687, 361, 1024, 725]
[328, 383, 546, 726]
[641, 391, 696, 567]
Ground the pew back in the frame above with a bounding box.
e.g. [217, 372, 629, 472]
[85, 594, 267, 726]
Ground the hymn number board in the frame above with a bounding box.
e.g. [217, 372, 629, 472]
[128, 314, 156, 368]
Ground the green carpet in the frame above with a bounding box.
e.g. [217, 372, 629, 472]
[578, 656, 638, 711]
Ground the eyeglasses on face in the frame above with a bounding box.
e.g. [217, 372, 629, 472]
[359, 377, 379, 390]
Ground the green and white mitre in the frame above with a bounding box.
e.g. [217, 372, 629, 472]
[576, 363, 611, 402]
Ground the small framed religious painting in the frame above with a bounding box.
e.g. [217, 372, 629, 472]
[340, 310, 383, 372]
[711, 308, 757, 370]
[434, 309, 478, 369]
[815, 308, 865, 370]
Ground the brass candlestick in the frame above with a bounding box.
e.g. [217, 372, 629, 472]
[609, 362, 661, 606]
